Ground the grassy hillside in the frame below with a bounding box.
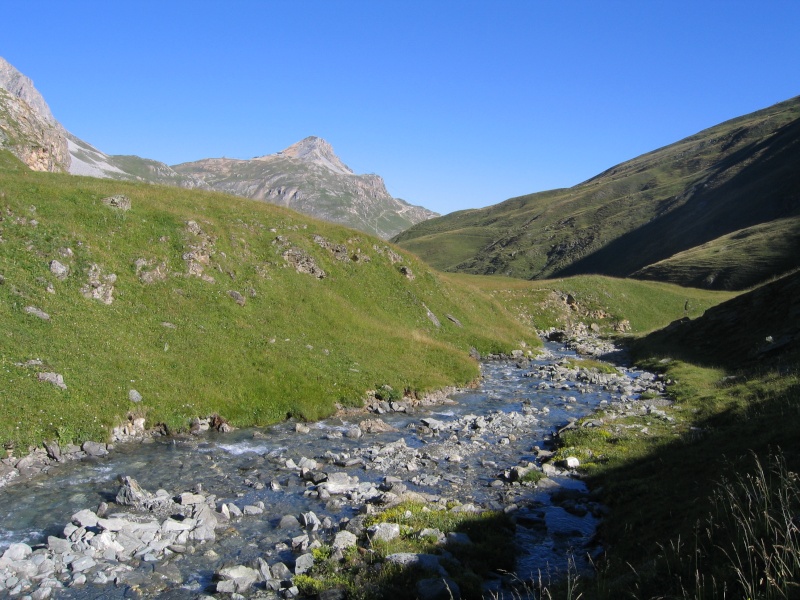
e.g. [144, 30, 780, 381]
[394, 96, 800, 290]
[448, 273, 735, 334]
[0, 150, 538, 449]
[632, 216, 800, 290]
[545, 272, 800, 598]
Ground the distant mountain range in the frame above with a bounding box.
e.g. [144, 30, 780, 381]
[394, 96, 800, 290]
[0, 57, 436, 239]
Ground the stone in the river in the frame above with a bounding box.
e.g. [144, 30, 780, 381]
[278, 514, 301, 529]
[270, 562, 293, 581]
[345, 426, 362, 439]
[217, 565, 259, 593]
[190, 505, 218, 541]
[71, 509, 99, 528]
[81, 441, 108, 457]
[2, 542, 32, 561]
[70, 556, 96, 572]
[301, 511, 322, 530]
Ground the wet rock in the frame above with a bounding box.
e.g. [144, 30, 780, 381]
[82, 441, 108, 457]
[279, 514, 301, 529]
[345, 426, 362, 439]
[359, 419, 398, 434]
[217, 564, 259, 593]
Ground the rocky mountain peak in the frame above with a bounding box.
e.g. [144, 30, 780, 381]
[0, 57, 57, 125]
[275, 136, 354, 175]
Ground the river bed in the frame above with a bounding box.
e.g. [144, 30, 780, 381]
[0, 343, 660, 598]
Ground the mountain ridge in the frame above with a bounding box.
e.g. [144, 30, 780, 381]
[393, 94, 800, 289]
[0, 57, 435, 239]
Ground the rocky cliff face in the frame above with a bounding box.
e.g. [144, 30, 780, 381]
[173, 137, 437, 239]
[0, 58, 70, 172]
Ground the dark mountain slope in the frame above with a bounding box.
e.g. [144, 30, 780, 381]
[632, 269, 800, 370]
[557, 116, 800, 279]
[393, 96, 800, 289]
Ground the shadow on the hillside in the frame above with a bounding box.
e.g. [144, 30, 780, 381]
[555, 118, 800, 283]
[569, 374, 800, 598]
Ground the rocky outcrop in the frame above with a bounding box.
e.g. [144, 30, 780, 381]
[0, 89, 69, 173]
[0, 58, 70, 173]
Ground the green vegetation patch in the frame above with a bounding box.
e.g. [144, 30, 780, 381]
[298, 502, 515, 600]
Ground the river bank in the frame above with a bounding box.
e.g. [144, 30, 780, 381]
[0, 339, 665, 599]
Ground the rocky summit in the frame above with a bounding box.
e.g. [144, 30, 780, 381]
[171, 136, 437, 239]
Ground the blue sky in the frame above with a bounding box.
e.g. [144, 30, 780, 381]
[2, 1, 798, 215]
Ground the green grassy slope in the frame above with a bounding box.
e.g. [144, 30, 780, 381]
[632, 216, 800, 290]
[448, 273, 735, 334]
[0, 150, 538, 449]
[393, 96, 800, 289]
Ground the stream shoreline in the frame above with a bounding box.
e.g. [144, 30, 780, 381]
[0, 334, 666, 599]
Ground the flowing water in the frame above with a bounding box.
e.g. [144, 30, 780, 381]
[0, 343, 645, 597]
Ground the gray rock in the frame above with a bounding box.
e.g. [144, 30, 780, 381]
[47, 536, 72, 554]
[24, 306, 50, 320]
[70, 556, 96, 572]
[101, 195, 131, 211]
[446, 532, 472, 545]
[228, 290, 246, 306]
[278, 514, 301, 529]
[385, 553, 446, 575]
[37, 372, 66, 389]
[2, 542, 32, 561]
[217, 565, 259, 593]
[128, 389, 143, 403]
[43, 440, 61, 461]
[294, 552, 314, 575]
[49, 260, 69, 280]
[270, 561, 293, 581]
[71, 509, 99, 528]
[368, 522, 400, 542]
[81, 441, 108, 457]
[345, 426, 362, 439]
[331, 530, 357, 551]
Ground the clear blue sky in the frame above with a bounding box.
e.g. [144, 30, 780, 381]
[2, 1, 798, 215]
